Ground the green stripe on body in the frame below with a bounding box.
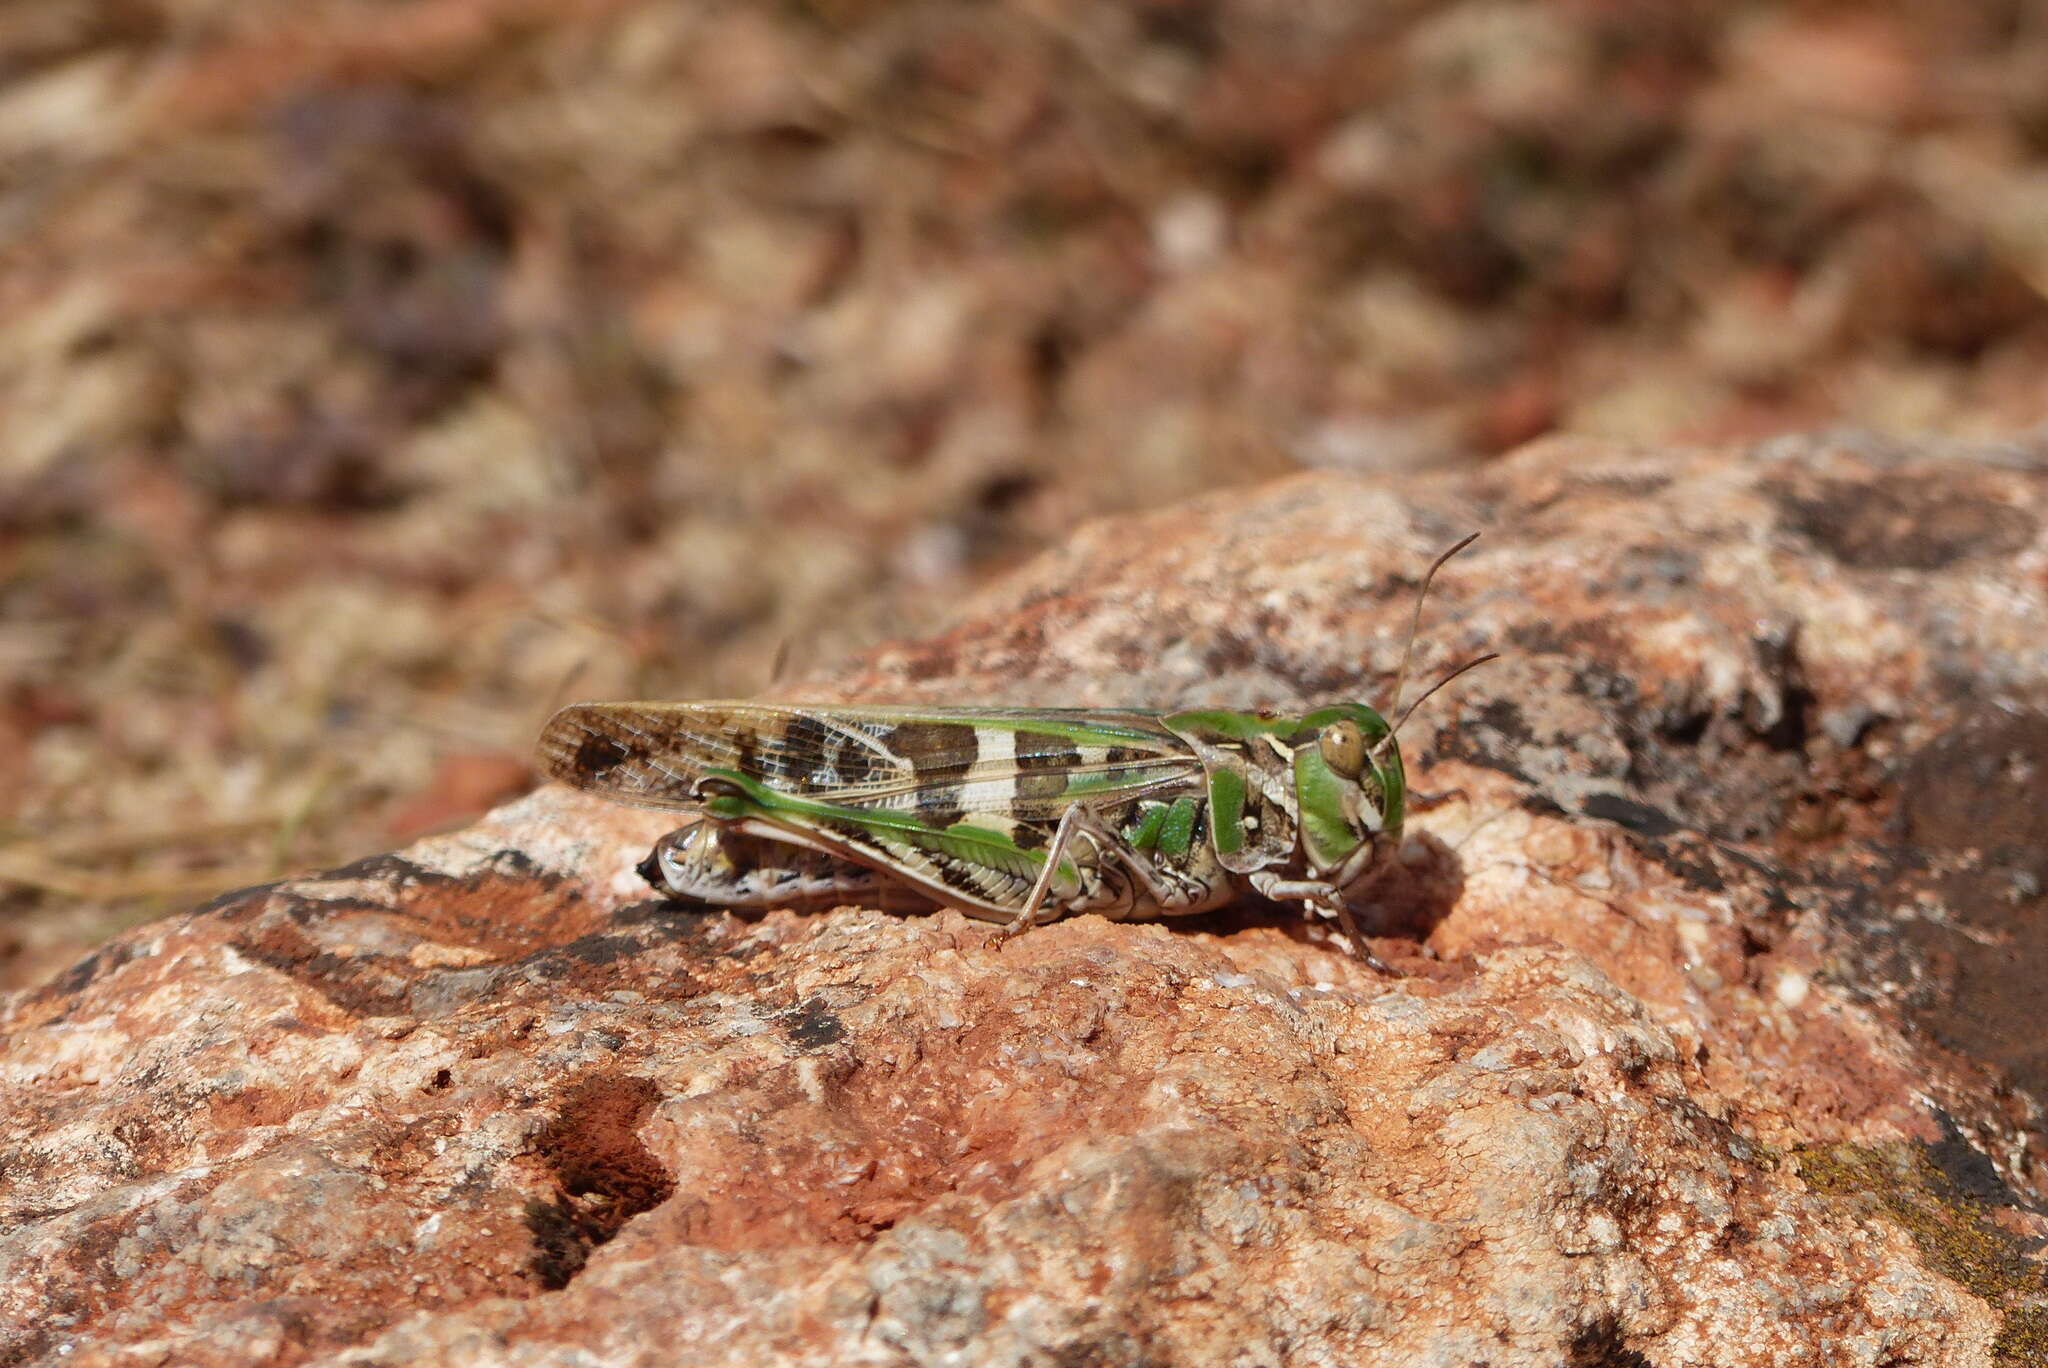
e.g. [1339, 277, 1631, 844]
[1208, 768, 1247, 855]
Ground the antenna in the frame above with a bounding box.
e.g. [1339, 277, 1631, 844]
[1385, 531, 1480, 724]
[1390, 651, 1499, 737]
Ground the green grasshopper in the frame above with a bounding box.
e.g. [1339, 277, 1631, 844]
[536, 537, 1491, 968]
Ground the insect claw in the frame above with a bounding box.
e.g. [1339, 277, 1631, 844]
[1325, 895, 1402, 977]
[986, 918, 1032, 950]
[1355, 945, 1400, 976]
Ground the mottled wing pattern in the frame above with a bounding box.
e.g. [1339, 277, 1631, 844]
[536, 701, 1205, 825]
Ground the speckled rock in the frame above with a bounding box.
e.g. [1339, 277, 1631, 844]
[5, 435, 2046, 1366]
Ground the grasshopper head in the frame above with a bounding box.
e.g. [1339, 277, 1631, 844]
[1293, 642, 1496, 878]
[1290, 533, 1491, 883]
[1292, 704, 1406, 875]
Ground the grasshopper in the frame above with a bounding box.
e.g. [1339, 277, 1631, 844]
[536, 537, 1491, 968]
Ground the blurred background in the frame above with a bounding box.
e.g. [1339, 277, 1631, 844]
[5, 0, 2048, 987]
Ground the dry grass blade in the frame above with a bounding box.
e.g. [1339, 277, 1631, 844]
[0, 850, 277, 903]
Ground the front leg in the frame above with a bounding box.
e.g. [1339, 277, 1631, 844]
[1248, 872, 1398, 976]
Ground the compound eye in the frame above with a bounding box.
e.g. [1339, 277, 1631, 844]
[1318, 720, 1366, 778]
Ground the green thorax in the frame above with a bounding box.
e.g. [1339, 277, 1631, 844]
[1161, 703, 1405, 876]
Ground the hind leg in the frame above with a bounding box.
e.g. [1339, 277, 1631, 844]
[642, 822, 935, 913]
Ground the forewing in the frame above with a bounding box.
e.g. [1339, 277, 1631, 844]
[537, 701, 1203, 819]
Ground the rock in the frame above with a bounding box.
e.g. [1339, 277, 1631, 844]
[4, 434, 2045, 1366]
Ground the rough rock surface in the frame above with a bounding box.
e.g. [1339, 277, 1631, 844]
[5, 436, 2046, 1365]
[19, 0, 2048, 985]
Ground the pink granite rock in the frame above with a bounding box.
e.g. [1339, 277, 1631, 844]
[5, 435, 2044, 1365]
